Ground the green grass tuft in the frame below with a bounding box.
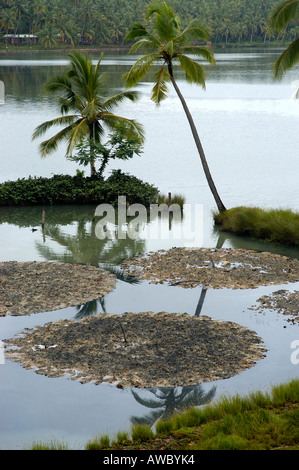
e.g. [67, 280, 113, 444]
[131, 424, 155, 443]
[214, 206, 299, 246]
[85, 434, 110, 450]
[30, 439, 69, 450]
[156, 193, 186, 209]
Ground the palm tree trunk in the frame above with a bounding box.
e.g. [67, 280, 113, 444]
[169, 73, 226, 213]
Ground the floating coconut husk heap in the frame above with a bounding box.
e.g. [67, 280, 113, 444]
[3, 311, 266, 388]
[250, 289, 299, 323]
[0, 261, 116, 316]
[121, 248, 299, 289]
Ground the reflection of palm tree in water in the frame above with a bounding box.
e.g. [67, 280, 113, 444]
[194, 232, 226, 316]
[75, 267, 139, 318]
[36, 219, 146, 267]
[130, 383, 216, 426]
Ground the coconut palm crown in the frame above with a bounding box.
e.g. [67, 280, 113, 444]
[269, 0, 299, 78]
[124, 1, 226, 213]
[32, 52, 144, 175]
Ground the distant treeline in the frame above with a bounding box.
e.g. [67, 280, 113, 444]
[0, 0, 298, 48]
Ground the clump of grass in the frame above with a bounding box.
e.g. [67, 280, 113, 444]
[214, 206, 299, 246]
[30, 439, 69, 450]
[156, 418, 175, 435]
[115, 430, 130, 445]
[131, 424, 155, 443]
[156, 193, 186, 209]
[271, 378, 299, 405]
[85, 433, 110, 450]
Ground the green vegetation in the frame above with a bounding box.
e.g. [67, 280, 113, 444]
[29, 379, 299, 450]
[0, 170, 159, 207]
[68, 125, 143, 179]
[1, 0, 298, 49]
[157, 193, 186, 209]
[125, 1, 226, 213]
[31, 439, 69, 450]
[32, 52, 144, 176]
[269, 0, 299, 78]
[214, 206, 299, 247]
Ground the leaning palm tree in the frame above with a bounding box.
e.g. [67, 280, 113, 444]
[269, 0, 299, 78]
[124, 1, 226, 213]
[32, 52, 144, 176]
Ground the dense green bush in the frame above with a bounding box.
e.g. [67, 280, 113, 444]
[0, 170, 159, 207]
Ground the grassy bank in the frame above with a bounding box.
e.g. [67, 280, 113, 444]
[30, 379, 299, 450]
[214, 206, 299, 247]
[0, 170, 159, 207]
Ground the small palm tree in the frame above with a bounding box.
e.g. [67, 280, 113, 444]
[269, 0, 299, 78]
[32, 52, 144, 176]
[124, 1, 226, 213]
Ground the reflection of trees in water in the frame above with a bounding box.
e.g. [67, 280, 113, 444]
[75, 297, 105, 319]
[213, 225, 299, 259]
[130, 383, 216, 426]
[35, 219, 146, 267]
[74, 267, 139, 319]
[1, 62, 127, 104]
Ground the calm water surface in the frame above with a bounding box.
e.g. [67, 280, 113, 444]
[0, 48, 298, 450]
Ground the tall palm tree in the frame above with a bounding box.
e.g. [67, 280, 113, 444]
[32, 52, 144, 176]
[125, 1, 226, 213]
[269, 0, 299, 78]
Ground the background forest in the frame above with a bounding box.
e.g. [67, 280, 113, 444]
[1, 0, 298, 48]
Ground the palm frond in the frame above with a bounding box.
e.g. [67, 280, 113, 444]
[179, 46, 215, 65]
[81, 100, 98, 121]
[176, 20, 211, 44]
[101, 113, 145, 142]
[94, 52, 104, 76]
[38, 118, 86, 157]
[177, 54, 206, 88]
[65, 118, 90, 155]
[67, 52, 108, 104]
[164, 40, 174, 58]
[126, 23, 149, 41]
[68, 51, 93, 86]
[151, 63, 171, 103]
[148, 1, 180, 42]
[102, 90, 141, 111]
[45, 75, 84, 113]
[272, 37, 299, 78]
[124, 53, 160, 87]
[128, 37, 160, 54]
[32, 115, 79, 140]
[269, 0, 299, 32]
